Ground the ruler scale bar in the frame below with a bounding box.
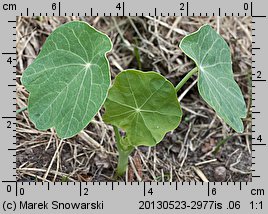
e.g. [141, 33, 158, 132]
[0, 181, 266, 213]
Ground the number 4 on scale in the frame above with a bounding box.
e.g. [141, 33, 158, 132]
[148, 188, 153, 195]
[257, 135, 262, 142]
[116, 3, 121, 10]
[7, 57, 13, 64]
[115, 2, 125, 15]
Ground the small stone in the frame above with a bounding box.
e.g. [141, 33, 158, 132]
[214, 166, 227, 182]
[170, 144, 181, 153]
[25, 148, 33, 155]
[171, 134, 178, 142]
[94, 153, 110, 169]
[201, 142, 212, 153]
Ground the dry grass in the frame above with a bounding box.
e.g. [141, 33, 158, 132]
[16, 16, 252, 182]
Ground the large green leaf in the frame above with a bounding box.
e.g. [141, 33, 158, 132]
[21, 21, 112, 139]
[103, 70, 182, 147]
[179, 25, 246, 133]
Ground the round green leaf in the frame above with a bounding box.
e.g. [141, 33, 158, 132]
[103, 70, 182, 147]
[179, 25, 247, 133]
[21, 21, 112, 139]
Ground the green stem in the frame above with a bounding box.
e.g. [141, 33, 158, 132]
[16, 106, 28, 115]
[116, 146, 134, 177]
[175, 67, 198, 93]
[113, 125, 121, 147]
[112, 125, 134, 177]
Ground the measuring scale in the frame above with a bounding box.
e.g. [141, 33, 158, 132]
[0, 0, 266, 213]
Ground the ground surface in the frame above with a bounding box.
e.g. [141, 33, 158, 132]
[16, 16, 252, 182]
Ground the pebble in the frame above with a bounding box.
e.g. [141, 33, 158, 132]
[214, 166, 227, 182]
[25, 148, 33, 155]
[170, 144, 181, 153]
[201, 142, 212, 153]
[171, 134, 178, 142]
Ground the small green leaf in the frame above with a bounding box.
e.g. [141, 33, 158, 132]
[179, 25, 246, 133]
[103, 69, 182, 147]
[22, 21, 112, 138]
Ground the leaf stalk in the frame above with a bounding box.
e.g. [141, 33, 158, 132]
[113, 125, 134, 177]
[116, 146, 134, 177]
[175, 67, 198, 93]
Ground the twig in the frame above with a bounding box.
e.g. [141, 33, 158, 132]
[43, 139, 64, 181]
[195, 159, 217, 166]
[179, 123, 192, 168]
[178, 79, 198, 101]
[145, 16, 188, 35]
[78, 131, 113, 155]
[129, 157, 142, 181]
[192, 166, 209, 182]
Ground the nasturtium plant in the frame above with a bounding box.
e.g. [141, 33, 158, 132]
[21, 21, 246, 178]
[21, 21, 112, 139]
[103, 70, 182, 175]
[179, 25, 247, 133]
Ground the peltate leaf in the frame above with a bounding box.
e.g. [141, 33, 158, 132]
[179, 25, 246, 133]
[103, 70, 182, 147]
[22, 21, 112, 139]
